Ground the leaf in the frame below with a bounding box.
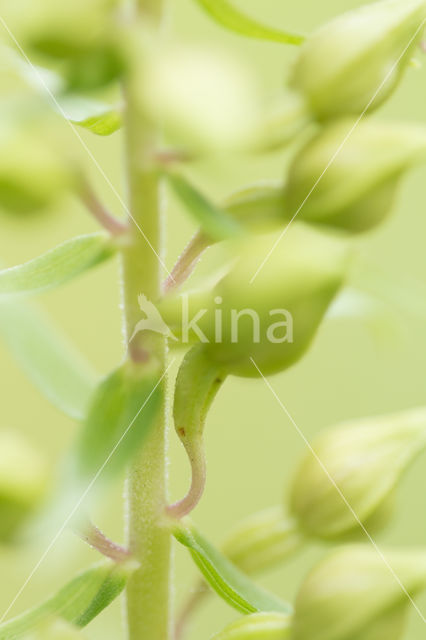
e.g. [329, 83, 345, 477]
[173, 521, 293, 616]
[73, 362, 163, 483]
[193, 0, 304, 45]
[0, 233, 116, 297]
[168, 174, 244, 242]
[0, 299, 96, 420]
[58, 96, 122, 136]
[0, 561, 135, 638]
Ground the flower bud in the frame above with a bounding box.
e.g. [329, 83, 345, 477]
[222, 507, 303, 576]
[284, 118, 426, 232]
[0, 430, 48, 542]
[6, 0, 123, 90]
[293, 545, 426, 640]
[289, 408, 426, 540]
[162, 225, 349, 376]
[0, 108, 78, 214]
[212, 612, 292, 640]
[202, 224, 349, 377]
[289, 0, 426, 121]
[142, 43, 260, 153]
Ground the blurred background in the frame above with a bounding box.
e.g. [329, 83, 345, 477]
[1, 0, 426, 638]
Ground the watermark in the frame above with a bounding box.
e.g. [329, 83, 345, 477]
[130, 294, 293, 345]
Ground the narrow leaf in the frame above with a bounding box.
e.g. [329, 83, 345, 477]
[0, 299, 96, 420]
[173, 521, 292, 615]
[0, 561, 135, 638]
[193, 0, 304, 45]
[168, 174, 244, 242]
[58, 96, 122, 136]
[0, 233, 115, 297]
[73, 362, 163, 483]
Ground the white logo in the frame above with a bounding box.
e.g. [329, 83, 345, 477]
[130, 294, 178, 342]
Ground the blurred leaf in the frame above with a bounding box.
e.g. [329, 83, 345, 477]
[57, 96, 122, 136]
[73, 363, 163, 484]
[0, 299, 96, 420]
[0, 561, 135, 638]
[0, 233, 115, 297]
[173, 521, 292, 615]
[193, 0, 304, 45]
[168, 174, 244, 242]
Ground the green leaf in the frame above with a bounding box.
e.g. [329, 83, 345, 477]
[173, 521, 293, 616]
[0, 233, 116, 297]
[193, 0, 304, 45]
[58, 96, 122, 136]
[0, 561, 135, 638]
[0, 299, 96, 420]
[73, 362, 163, 483]
[168, 174, 244, 242]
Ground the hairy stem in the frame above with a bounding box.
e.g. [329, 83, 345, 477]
[122, 3, 171, 638]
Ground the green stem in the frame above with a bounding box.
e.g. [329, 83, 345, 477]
[122, 3, 171, 638]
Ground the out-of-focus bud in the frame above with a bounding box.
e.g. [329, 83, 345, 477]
[212, 612, 292, 640]
[0, 107, 78, 214]
[222, 507, 303, 575]
[289, 0, 426, 121]
[284, 118, 426, 232]
[142, 43, 260, 153]
[6, 0, 123, 90]
[293, 545, 426, 640]
[203, 224, 349, 377]
[0, 430, 48, 542]
[162, 224, 350, 377]
[289, 408, 426, 540]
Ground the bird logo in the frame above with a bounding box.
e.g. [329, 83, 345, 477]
[129, 294, 178, 343]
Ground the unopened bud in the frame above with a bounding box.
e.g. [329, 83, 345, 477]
[212, 612, 292, 640]
[289, 0, 426, 120]
[289, 408, 426, 540]
[203, 225, 349, 377]
[0, 109, 78, 214]
[285, 118, 426, 232]
[142, 43, 260, 153]
[0, 430, 48, 542]
[293, 545, 426, 640]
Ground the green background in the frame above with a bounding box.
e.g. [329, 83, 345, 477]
[1, 0, 426, 638]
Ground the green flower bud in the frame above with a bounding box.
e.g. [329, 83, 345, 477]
[7, 0, 123, 90]
[202, 225, 349, 377]
[289, 0, 426, 121]
[289, 408, 426, 540]
[222, 507, 303, 576]
[142, 43, 260, 152]
[284, 118, 426, 232]
[212, 612, 292, 640]
[0, 430, 48, 542]
[0, 108, 78, 214]
[293, 545, 426, 640]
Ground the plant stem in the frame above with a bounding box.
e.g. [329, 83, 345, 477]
[122, 2, 171, 638]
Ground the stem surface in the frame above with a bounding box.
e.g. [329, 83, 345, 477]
[122, 3, 171, 638]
